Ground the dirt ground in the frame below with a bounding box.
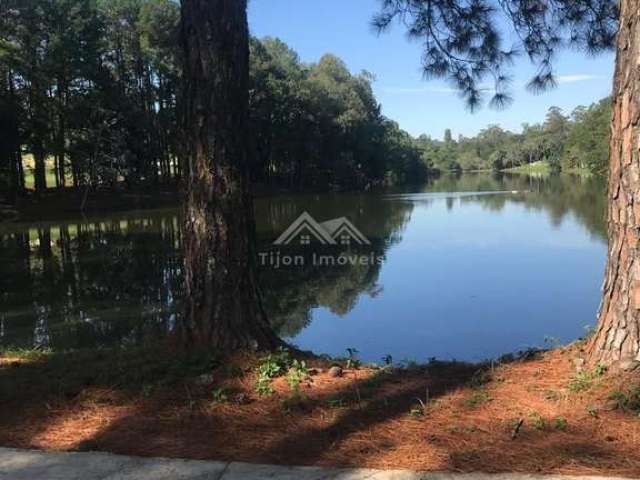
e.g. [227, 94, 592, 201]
[1, 344, 639, 477]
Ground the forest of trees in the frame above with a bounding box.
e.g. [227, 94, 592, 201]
[0, 0, 426, 202]
[0, 0, 183, 199]
[1, 0, 613, 206]
[418, 98, 612, 174]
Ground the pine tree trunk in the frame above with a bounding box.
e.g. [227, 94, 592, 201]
[33, 148, 46, 192]
[56, 83, 66, 189]
[180, 0, 279, 351]
[588, 0, 640, 367]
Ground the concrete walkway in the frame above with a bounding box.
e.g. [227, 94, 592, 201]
[0, 447, 635, 480]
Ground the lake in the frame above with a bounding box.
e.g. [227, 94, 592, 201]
[0, 173, 608, 363]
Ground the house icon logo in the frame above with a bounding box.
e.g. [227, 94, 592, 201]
[273, 212, 371, 246]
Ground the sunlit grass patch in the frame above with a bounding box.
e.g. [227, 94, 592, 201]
[21, 155, 73, 189]
[502, 160, 551, 176]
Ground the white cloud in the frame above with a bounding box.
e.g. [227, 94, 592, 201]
[556, 74, 601, 84]
[381, 75, 602, 97]
[382, 83, 493, 95]
[381, 86, 458, 94]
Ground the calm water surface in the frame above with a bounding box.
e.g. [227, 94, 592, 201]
[0, 173, 608, 362]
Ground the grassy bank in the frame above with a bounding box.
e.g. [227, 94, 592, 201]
[500, 161, 601, 178]
[1, 343, 639, 475]
[21, 155, 70, 190]
[501, 161, 552, 176]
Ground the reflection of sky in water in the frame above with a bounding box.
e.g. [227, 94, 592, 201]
[0, 174, 607, 363]
[289, 192, 606, 363]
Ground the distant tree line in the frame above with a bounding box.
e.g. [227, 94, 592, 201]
[0, 0, 426, 202]
[416, 98, 612, 174]
[249, 38, 426, 190]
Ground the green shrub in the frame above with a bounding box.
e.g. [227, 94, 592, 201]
[568, 365, 606, 392]
[463, 390, 491, 408]
[255, 347, 293, 396]
[608, 387, 640, 413]
[285, 359, 309, 393]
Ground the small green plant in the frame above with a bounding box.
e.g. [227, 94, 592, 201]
[529, 412, 548, 430]
[593, 364, 607, 377]
[528, 413, 568, 431]
[257, 348, 291, 378]
[608, 387, 640, 413]
[568, 365, 607, 392]
[255, 378, 274, 396]
[463, 390, 491, 408]
[553, 417, 568, 431]
[569, 371, 593, 392]
[212, 386, 232, 403]
[285, 359, 309, 393]
[255, 347, 292, 396]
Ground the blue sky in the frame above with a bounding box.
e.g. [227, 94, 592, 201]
[248, 0, 615, 140]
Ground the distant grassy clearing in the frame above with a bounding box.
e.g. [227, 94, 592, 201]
[501, 160, 551, 176]
[22, 155, 73, 190]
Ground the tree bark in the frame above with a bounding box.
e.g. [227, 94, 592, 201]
[588, 0, 640, 366]
[180, 0, 279, 351]
[1, 69, 21, 203]
[56, 78, 67, 189]
[33, 148, 47, 192]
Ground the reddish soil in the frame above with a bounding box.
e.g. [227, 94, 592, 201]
[1, 346, 639, 477]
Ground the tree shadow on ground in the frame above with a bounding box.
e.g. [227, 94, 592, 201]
[0, 347, 484, 459]
[2, 347, 639, 476]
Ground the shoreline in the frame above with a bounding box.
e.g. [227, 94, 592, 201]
[2, 183, 389, 223]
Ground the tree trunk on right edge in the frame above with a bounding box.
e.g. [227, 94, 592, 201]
[588, 0, 640, 367]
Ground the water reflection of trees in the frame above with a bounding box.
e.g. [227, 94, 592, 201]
[0, 175, 604, 350]
[256, 194, 414, 337]
[0, 195, 414, 349]
[424, 173, 607, 240]
[0, 214, 184, 350]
